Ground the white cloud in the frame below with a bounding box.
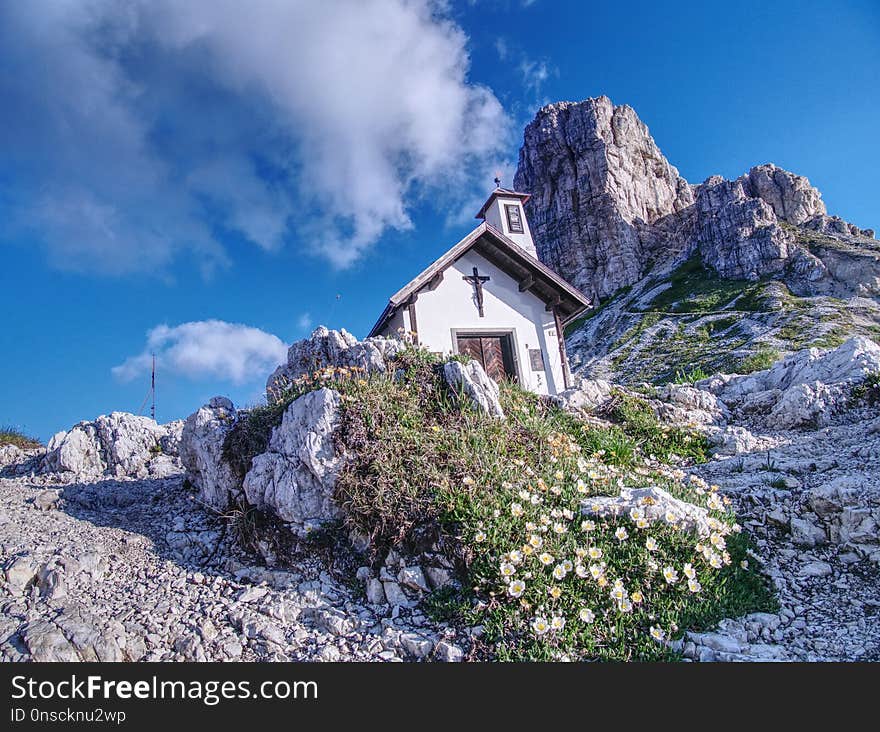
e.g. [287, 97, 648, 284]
[113, 320, 287, 384]
[0, 1, 511, 274]
[296, 313, 313, 332]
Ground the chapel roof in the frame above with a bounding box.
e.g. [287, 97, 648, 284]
[367, 222, 591, 338]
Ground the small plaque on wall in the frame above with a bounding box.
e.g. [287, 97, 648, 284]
[529, 348, 545, 372]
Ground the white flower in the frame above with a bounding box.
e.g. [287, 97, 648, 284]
[581, 520, 596, 532]
[508, 579, 526, 598]
[683, 563, 696, 580]
[710, 532, 726, 550]
[532, 616, 550, 635]
[664, 510, 678, 524]
[740, 559, 749, 569]
[636, 517, 649, 529]
[588, 546, 603, 560]
[707, 494, 723, 511]
[577, 479, 588, 494]
[563, 509, 574, 520]
[552, 564, 568, 580]
[462, 476, 475, 486]
[539, 552, 554, 566]
[617, 598, 633, 613]
[530, 493, 541, 505]
[510, 502, 524, 517]
[687, 579, 702, 593]
[518, 489, 531, 501]
[663, 566, 679, 584]
[500, 562, 516, 578]
[589, 564, 604, 580]
[509, 550, 523, 564]
[562, 559, 574, 572]
[529, 535, 543, 550]
[645, 537, 659, 552]
[553, 522, 567, 535]
[708, 553, 723, 569]
[629, 507, 644, 521]
[550, 615, 566, 631]
[615, 527, 628, 542]
[650, 626, 665, 642]
[575, 563, 589, 578]
[474, 530, 486, 543]
[579, 608, 595, 623]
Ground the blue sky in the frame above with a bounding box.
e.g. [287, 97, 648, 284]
[1, 0, 878, 441]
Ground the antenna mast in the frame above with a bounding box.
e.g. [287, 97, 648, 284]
[150, 353, 156, 421]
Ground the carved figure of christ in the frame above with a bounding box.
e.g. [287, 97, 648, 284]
[463, 266, 490, 317]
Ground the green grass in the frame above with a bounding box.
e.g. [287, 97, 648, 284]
[0, 427, 41, 450]
[735, 347, 781, 374]
[646, 254, 766, 314]
[309, 350, 771, 661]
[673, 366, 710, 384]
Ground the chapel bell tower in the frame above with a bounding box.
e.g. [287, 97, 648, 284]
[475, 180, 537, 257]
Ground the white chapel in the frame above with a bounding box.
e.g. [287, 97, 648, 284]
[369, 185, 591, 396]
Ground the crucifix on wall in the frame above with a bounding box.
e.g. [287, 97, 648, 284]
[463, 266, 490, 317]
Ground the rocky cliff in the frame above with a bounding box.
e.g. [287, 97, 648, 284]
[514, 96, 880, 383]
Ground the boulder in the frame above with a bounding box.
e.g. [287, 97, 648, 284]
[42, 412, 184, 479]
[266, 327, 402, 401]
[581, 485, 714, 536]
[442, 360, 504, 418]
[0, 444, 25, 470]
[552, 379, 613, 412]
[180, 397, 241, 511]
[243, 388, 344, 536]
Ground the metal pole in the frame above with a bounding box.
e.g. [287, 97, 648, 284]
[151, 353, 156, 421]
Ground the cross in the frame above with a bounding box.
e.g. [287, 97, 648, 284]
[463, 266, 490, 317]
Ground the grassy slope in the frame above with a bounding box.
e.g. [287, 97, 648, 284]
[568, 252, 880, 385]
[231, 348, 774, 661]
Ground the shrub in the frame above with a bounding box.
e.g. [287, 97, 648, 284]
[673, 366, 709, 385]
[850, 372, 880, 407]
[736, 347, 780, 374]
[0, 427, 41, 449]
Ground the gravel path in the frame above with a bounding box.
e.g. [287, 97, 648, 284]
[0, 472, 464, 662]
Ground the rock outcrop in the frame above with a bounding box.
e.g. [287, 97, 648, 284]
[442, 360, 505, 418]
[41, 412, 183, 480]
[266, 326, 403, 401]
[701, 336, 880, 429]
[514, 96, 693, 299]
[179, 397, 240, 511]
[243, 388, 344, 536]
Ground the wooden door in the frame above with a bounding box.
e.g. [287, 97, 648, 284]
[456, 335, 516, 383]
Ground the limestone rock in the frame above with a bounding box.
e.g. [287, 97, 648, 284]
[442, 359, 504, 418]
[243, 388, 344, 536]
[552, 379, 613, 412]
[515, 96, 693, 299]
[693, 176, 790, 280]
[180, 397, 241, 511]
[740, 164, 826, 225]
[42, 412, 183, 480]
[0, 444, 25, 470]
[705, 337, 880, 429]
[266, 326, 402, 402]
[581, 485, 713, 536]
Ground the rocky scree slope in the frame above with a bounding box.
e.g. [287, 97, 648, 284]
[514, 96, 879, 383]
